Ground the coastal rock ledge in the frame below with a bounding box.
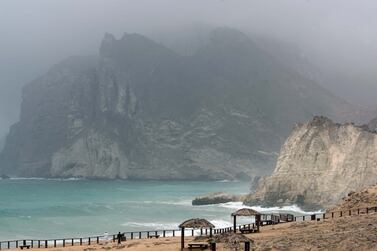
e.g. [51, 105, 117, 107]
[244, 116, 377, 210]
[192, 192, 241, 206]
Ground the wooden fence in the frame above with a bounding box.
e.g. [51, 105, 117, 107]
[1, 205, 376, 250]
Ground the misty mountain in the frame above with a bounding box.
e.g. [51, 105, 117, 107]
[0, 135, 5, 152]
[0, 28, 355, 180]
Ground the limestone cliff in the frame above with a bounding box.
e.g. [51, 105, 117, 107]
[245, 116, 377, 210]
[0, 28, 354, 180]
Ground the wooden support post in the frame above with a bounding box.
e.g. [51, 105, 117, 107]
[38, 241, 40, 248]
[210, 228, 213, 238]
[349, 210, 351, 216]
[131, 232, 134, 240]
[192, 229, 194, 236]
[45, 240, 48, 248]
[181, 228, 185, 251]
[205, 229, 208, 235]
[210, 242, 216, 251]
[245, 241, 250, 251]
[80, 238, 82, 245]
[16, 241, 18, 249]
[72, 239, 74, 246]
[233, 215, 237, 233]
[303, 216, 305, 221]
[358, 209, 360, 215]
[88, 238, 91, 245]
[200, 228, 203, 235]
[163, 231, 165, 238]
[31, 240, 33, 248]
[340, 211, 342, 217]
[97, 237, 99, 244]
[63, 239, 65, 247]
[54, 240, 56, 248]
[173, 230, 175, 237]
[139, 232, 141, 239]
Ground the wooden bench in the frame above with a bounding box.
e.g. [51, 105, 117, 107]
[188, 243, 208, 250]
[19, 245, 30, 250]
[148, 234, 160, 239]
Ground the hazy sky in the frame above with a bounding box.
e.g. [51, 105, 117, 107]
[1, 0, 377, 137]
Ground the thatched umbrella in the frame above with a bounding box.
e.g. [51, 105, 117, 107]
[214, 232, 253, 251]
[231, 208, 261, 233]
[179, 218, 215, 250]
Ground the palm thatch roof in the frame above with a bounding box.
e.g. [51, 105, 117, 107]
[179, 218, 215, 229]
[231, 208, 261, 216]
[213, 232, 253, 243]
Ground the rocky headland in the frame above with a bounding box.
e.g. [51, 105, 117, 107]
[0, 28, 355, 180]
[245, 116, 377, 210]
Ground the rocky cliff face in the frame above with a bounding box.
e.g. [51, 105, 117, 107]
[0, 28, 354, 180]
[245, 116, 377, 209]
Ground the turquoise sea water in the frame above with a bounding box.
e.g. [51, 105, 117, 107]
[0, 179, 316, 241]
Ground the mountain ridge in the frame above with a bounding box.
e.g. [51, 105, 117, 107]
[0, 28, 359, 180]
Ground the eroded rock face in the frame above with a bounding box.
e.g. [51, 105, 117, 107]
[0, 28, 354, 180]
[245, 116, 377, 210]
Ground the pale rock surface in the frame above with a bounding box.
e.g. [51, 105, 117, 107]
[245, 116, 377, 209]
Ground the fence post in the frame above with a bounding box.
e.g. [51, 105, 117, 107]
[97, 237, 99, 244]
[358, 209, 360, 215]
[192, 229, 194, 236]
[367, 208, 369, 214]
[16, 241, 18, 249]
[88, 237, 91, 245]
[38, 241, 40, 248]
[340, 211, 342, 217]
[323, 213, 325, 219]
[147, 232, 149, 238]
[303, 216, 305, 221]
[349, 210, 351, 216]
[72, 239, 74, 246]
[131, 232, 134, 240]
[139, 232, 141, 239]
[63, 239, 66, 247]
[45, 240, 47, 248]
[173, 230, 175, 237]
[163, 231, 165, 238]
[331, 212, 334, 218]
[80, 238, 82, 245]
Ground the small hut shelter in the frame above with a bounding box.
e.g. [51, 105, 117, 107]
[214, 232, 253, 251]
[231, 208, 261, 233]
[179, 218, 215, 250]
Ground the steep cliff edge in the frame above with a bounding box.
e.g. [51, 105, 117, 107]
[245, 116, 377, 210]
[0, 28, 355, 180]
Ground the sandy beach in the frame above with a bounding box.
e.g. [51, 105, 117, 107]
[8, 212, 377, 251]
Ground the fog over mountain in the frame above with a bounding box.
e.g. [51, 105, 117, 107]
[1, 0, 377, 139]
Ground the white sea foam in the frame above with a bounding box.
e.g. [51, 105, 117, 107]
[217, 202, 323, 214]
[9, 177, 84, 181]
[121, 222, 180, 230]
[209, 219, 233, 228]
